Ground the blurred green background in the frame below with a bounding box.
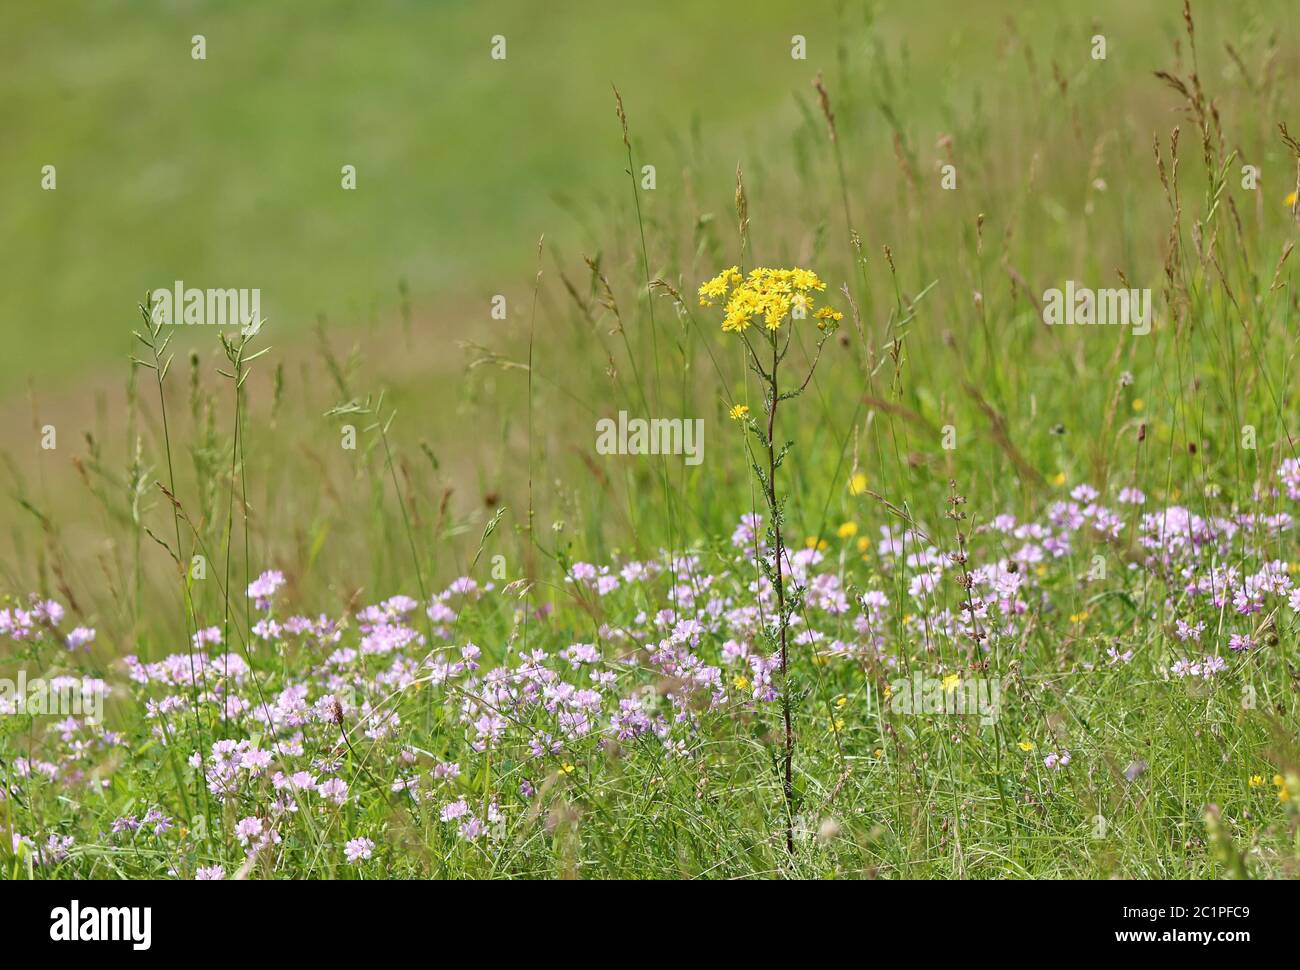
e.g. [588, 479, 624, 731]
[7, 0, 1237, 395]
[1, 0, 882, 393]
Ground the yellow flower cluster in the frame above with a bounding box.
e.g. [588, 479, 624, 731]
[1248, 772, 1292, 801]
[698, 266, 843, 333]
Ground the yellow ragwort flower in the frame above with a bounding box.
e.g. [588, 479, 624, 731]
[702, 266, 836, 333]
[697, 266, 742, 306]
[728, 404, 750, 421]
[815, 305, 843, 330]
[837, 521, 859, 539]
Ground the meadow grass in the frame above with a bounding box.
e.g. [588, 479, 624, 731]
[2, 1, 1299, 879]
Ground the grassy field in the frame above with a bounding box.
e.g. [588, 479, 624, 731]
[2, 0, 1299, 879]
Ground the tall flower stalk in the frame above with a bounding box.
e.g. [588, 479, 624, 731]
[700, 267, 841, 855]
[131, 295, 207, 829]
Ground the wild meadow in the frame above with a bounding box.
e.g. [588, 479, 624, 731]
[2, 1, 1299, 880]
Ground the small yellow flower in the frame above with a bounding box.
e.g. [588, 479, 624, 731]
[1018, 741, 1036, 752]
[1131, 398, 1145, 413]
[1035, 564, 1048, 578]
[882, 684, 894, 700]
[834, 695, 848, 708]
[856, 536, 870, 553]
[805, 536, 828, 551]
[702, 267, 837, 333]
[1286, 190, 1298, 208]
[1052, 472, 1067, 487]
[559, 763, 574, 775]
[1069, 611, 1089, 624]
[1248, 774, 1265, 788]
[728, 404, 750, 421]
[849, 472, 868, 495]
[697, 265, 741, 306]
[837, 521, 859, 539]
[828, 717, 845, 734]
[733, 675, 750, 691]
[873, 747, 885, 759]
[942, 673, 961, 694]
[790, 268, 826, 292]
[815, 305, 843, 331]
[1274, 775, 1292, 802]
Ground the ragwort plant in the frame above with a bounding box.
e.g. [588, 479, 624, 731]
[699, 264, 842, 854]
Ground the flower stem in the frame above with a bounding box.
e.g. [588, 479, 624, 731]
[765, 333, 795, 856]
